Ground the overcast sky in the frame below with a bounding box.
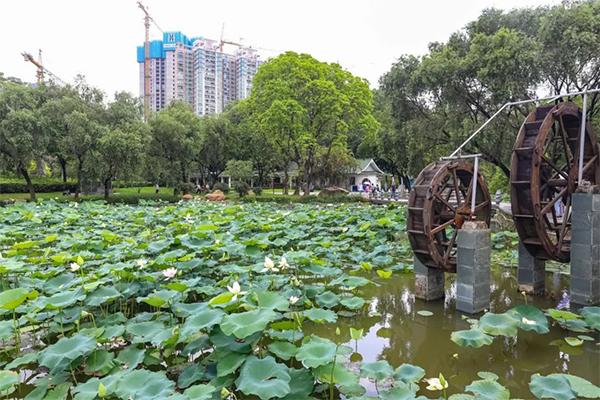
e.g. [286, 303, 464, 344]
[1, 0, 558, 99]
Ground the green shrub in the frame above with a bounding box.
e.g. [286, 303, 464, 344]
[178, 182, 196, 195]
[252, 186, 263, 195]
[234, 181, 250, 197]
[0, 180, 77, 194]
[213, 182, 230, 194]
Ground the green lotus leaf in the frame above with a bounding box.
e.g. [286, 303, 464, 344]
[139, 295, 167, 308]
[126, 321, 171, 346]
[360, 360, 394, 381]
[296, 336, 338, 368]
[339, 382, 366, 397]
[38, 334, 97, 374]
[282, 368, 315, 400]
[479, 313, 519, 337]
[254, 291, 289, 311]
[44, 290, 85, 309]
[268, 341, 298, 361]
[184, 383, 216, 400]
[559, 318, 590, 333]
[580, 307, 600, 330]
[314, 362, 359, 386]
[564, 337, 583, 347]
[0, 370, 19, 395]
[465, 379, 510, 400]
[315, 291, 341, 308]
[268, 329, 304, 342]
[529, 374, 577, 400]
[376, 269, 393, 279]
[217, 352, 246, 377]
[178, 364, 205, 389]
[84, 350, 114, 376]
[448, 395, 475, 400]
[208, 291, 235, 306]
[220, 309, 279, 339]
[303, 308, 337, 323]
[72, 378, 105, 400]
[416, 310, 433, 317]
[235, 356, 291, 400]
[101, 324, 125, 340]
[393, 363, 425, 384]
[0, 320, 13, 340]
[340, 296, 366, 310]
[114, 369, 176, 400]
[44, 382, 71, 399]
[0, 287, 29, 310]
[379, 386, 422, 400]
[547, 374, 600, 399]
[546, 308, 581, 321]
[180, 308, 225, 339]
[116, 346, 145, 369]
[376, 327, 392, 338]
[451, 329, 493, 348]
[5, 352, 37, 370]
[477, 371, 499, 381]
[85, 286, 121, 307]
[508, 304, 549, 334]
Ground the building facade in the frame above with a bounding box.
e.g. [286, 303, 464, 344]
[137, 31, 260, 116]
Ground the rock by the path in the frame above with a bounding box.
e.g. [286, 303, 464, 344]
[206, 190, 226, 201]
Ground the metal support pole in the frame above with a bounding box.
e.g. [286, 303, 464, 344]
[471, 156, 479, 216]
[578, 91, 588, 184]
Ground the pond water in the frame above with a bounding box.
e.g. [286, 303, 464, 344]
[307, 265, 600, 398]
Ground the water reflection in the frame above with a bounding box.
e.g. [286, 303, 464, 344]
[306, 266, 600, 398]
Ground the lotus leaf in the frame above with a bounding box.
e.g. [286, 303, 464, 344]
[114, 369, 176, 400]
[0, 288, 30, 310]
[393, 364, 425, 384]
[529, 374, 577, 400]
[314, 362, 359, 387]
[547, 374, 600, 399]
[477, 371, 499, 381]
[465, 379, 510, 400]
[0, 370, 19, 395]
[580, 307, 600, 330]
[478, 313, 519, 336]
[0, 320, 13, 340]
[116, 346, 145, 369]
[235, 356, 291, 400]
[220, 309, 279, 339]
[177, 364, 205, 389]
[508, 304, 549, 334]
[180, 308, 225, 339]
[303, 308, 337, 323]
[254, 291, 289, 311]
[340, 296, 365, 310]
[184, 383, 216, 400]
[451, 329, 493, 348]
[296, 336, 338, 368]
[268, 341, 298, 361]
[360, 360, 394, 381]
[217, 352, 247, 377]
[315, 291, 340, 308]
[84, 350, 115, 376]
[38, 334, 97, 374]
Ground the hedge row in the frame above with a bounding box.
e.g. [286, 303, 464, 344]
[0, 182, 77, 194]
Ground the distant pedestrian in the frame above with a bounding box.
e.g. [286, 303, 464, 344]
[495, 189, 502, 206]
[155, 183, 160, 194]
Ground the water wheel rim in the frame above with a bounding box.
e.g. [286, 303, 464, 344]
[408, 160, 491, 272]
[511, 101, 600, 262]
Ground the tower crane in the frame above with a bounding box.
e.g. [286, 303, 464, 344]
[137, 1, 163, 121]
[22, 50, 66, 85]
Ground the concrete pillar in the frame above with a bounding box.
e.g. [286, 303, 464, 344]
[570, 192, 600, 306]
[456, 221, 491, 314]
[517, 242, 546, 295]
[414, 257, 444, 301]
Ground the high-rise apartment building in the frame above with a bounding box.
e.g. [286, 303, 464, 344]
[137, 31, 261, 116]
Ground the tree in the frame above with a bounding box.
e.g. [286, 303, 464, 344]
[196, 113, 237, 186]
[96, 124, 147, 200]
[250, 52, 379, 195]
[224, 159, 253, 196]
[149, 102, 202, 192]
[0, 82, 46, 200]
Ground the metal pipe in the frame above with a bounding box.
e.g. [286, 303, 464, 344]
[447, 88, 600, 159]
[441, 153, 482, 160]
[578, 91, 588, 184]
[471, 156, 479, 216]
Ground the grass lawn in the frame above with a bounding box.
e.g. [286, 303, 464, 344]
[0, 186, 175, 202]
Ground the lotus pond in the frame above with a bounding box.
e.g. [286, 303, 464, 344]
[0, 201, 598, 399]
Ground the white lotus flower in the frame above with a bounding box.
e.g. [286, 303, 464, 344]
[162, 267, 177, 280]
[424, 377, 448, 391]
[522, 317, 536, 325]
[278, 257, 290, 270]
[261, 256, 279, 273]
[136, 259, 148, 269]
[227, 281, 247, 301]
[290, 276, 301, 287]
[184, 214, 194, 223]
[70, 262, 81, 272]
[289, 296, 300, 305]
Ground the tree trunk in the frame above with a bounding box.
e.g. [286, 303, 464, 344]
[302, 160, 311, 197]
[75, 159, 83, 200]
[35, 157, 45, 177]
[59, 157, 67, 183]
[104, 178, 111, 201]
[19, 164, 36, 201]
[283, 169, 289, 196]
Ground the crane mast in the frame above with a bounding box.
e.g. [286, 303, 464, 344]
[22, 50, 66, 85]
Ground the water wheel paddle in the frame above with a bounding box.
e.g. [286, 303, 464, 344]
[407, 160, 492, 272]
[510, 101, 600, 262]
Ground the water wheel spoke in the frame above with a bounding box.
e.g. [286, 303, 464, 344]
[434, 193, 456, 213]
[443, 229, 458, 264]
[557, 196, 572, 250]
[582, 154, 599, 174]
[541, 187, 568, 215]
[473, 199, 490, 213]
[431, 219, 454, 235]
[452, 169, 462, 206]
[541, 155, 569, 180]
[558, 115, 574, 163]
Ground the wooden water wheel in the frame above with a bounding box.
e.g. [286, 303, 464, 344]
[510, 101, 600, 262]
[407, 160, 492, 272]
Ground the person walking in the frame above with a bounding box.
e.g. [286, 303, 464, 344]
[155, 183, 160, 194]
